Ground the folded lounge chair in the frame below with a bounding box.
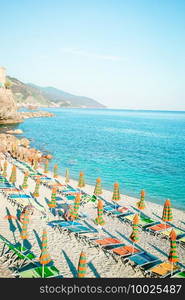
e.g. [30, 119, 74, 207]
[17, 264, 60, 278]
[171, 270, 185, 278]
[125, 251, 161, 268]
[146, 261, 181, 278]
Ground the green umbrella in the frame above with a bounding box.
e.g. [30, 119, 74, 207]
[53, 164, 58, 178]
[33, 178, 40, 197]
[77, 251, 87, 278]
[94, 178, 102, 196]
[78, 172, 85, 188]
[130, 214, 140, 254]
[39, 229, 51, 278]
[20, 210, 29, 252]
[137, 190, 146, 211]
[70, 194, 81, 220]
[94, 199, 105, 226]
[48, 186, 57, 208]
[44, 159, 49, 174]
[162, 199, 173, 222]
[22, 171, 29, 189]
[65, 168, 70, 183]
[9, 165, 17, 184]
[168, 229, 179, 276]
[2, 161, 7, 177]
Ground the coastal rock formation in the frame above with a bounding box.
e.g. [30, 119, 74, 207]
[6, 129, 23, 134]
[0, 67, 23, 124]
[20, 111, 54, 119]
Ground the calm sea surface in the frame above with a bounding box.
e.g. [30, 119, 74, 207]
[16, 108, 185, 209]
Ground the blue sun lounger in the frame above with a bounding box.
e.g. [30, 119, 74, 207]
[9, 194, 32, 199]
[47, 220, 81, 228]
[126, 251, 161, 268]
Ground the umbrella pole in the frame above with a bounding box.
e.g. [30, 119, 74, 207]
[42, 264, 44, 278]
[171, 262, 173, 277]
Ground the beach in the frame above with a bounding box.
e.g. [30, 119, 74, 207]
[0, 144, 185, 278]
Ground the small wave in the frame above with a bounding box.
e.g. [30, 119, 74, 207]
[102, 127, 169, 138]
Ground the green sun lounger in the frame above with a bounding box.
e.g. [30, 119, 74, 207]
[123, 213, 155, 226]
[172, 271, 185, 278]
[18, 265, 60, 278]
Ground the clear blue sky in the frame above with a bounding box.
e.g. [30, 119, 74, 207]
[1, 0, 185, 110]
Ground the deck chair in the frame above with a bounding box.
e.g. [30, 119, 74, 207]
[0, 234, 36, 267]
[17, 264, 60, 278]
[171, 271, 185, 278]
[124, 213, 156, 227]
[145, 223, 172, 235]
[160, 228, 185, 239]
[125, 251, 161, 269]
[147, 261, 181, 278]
[47, 220, 81, 228]
[111, 245, 141, 259]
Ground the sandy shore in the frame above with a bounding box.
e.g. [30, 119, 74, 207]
[0, 154, 185, 278]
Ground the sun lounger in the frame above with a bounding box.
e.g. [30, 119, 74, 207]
[8, 194, 31, 199]
[94, 237, 123, 246]
[111, 245, 141, 258]
[123, 213, 157, 228]
[171, 271, 185, 278]
[160, 228, 185, 239]
[146, 223, 172, 234]
[147, 261, 181, 277]
[125, 251, 161, 268]
[47, 220, 81, 228]
[18, 265, 60, 278]
[66, 225, 96, 234]
[0, 234, 36, 267]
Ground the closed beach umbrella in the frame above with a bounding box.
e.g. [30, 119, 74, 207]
[137, 190, 146, 210]
[2, 161, 7, 177]
[53, 164, 58, 178]
[130, 214, 140, 254]
[162, 199, 173, 222]
[78, 171, 85, 188]
[48, 186, 57, 208]
[94, 178, 102, 196]
[33, 178, 40, 197]
[9, 165, 17, 184]
[44, 159, 49, 174]
[20, 210, 29, 252]
[65, 168, 70, 183]
[33, 158, 38, 170]
[77, 251, 87, 278]
[39, 229, 51, 278]
[22, 171, 29, 189]
[112, 182, 121, 201]
[95, 199, 105, 226]
[168, 229, 179, 276]
[70, 193, 81, 220]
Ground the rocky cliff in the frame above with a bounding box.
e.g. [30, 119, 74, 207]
[0, 87, 23, 124]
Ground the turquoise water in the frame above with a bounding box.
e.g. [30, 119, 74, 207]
[17, 108, 185, 209]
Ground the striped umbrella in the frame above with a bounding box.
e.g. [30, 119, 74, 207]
[94, 199, 105, 226]
[162, 199, 173, 222]
[168, 229, 179, 276]
[2, 161, 7, 177]
[22, 171, 29, 189]
[39, 229, 51, 278]
[78, 172, 85, 188]
[70, 193, 81, 220]
[48, 186, 57, 208]
[33, 178, 40, 197]
[53, 164, 58, 178]
[33, 158, 38, 170]
[20, 210, 29, 251]
[9, 165, 17, 184]
[130, 214, 140, 254]
[137, 190, 146, 211]
[77, 251, 87, 278]
[65, 168, 70, 183]
[94, 178, 102, 196]
[112, 182, 121, 201]
[44, 159, 49, 174]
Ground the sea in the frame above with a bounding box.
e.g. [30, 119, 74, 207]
[6, 108, 185, 209]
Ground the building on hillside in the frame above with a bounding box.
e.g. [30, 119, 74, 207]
[0, 66, 6, 88]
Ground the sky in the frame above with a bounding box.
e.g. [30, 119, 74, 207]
[0, 0, 185, 110]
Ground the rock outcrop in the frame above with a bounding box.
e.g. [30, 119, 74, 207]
[0, 87, 23, 124]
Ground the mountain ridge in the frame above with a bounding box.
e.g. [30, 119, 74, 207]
[7, 76, 106, 108]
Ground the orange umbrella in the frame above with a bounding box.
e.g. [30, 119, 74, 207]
[53, 164, 58, 178]
[137, 190, 146, 211]
[39, 229, 51, 278]
[77, 251, 87, 278]
[94, 199, 105, 226]
[130, 214, 140, 254]
[168, 229, 179, 276]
